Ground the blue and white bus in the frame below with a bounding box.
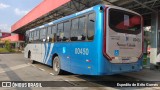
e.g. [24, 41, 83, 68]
[24, 5, 143, 75]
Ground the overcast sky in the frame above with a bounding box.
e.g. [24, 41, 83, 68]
[0, 0, 43, 32]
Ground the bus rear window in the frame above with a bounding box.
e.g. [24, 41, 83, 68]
[109, 9, 141, 34]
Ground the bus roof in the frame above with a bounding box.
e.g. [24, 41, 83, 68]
[29, 4, 141, 32]
[29, 4, 100, 32]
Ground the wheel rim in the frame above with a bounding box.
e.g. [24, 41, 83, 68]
[54, 60, 59, 72]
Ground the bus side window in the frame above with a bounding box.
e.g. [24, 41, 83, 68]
[40, 28, 46, 42]
[63, 21, 71, 41]
[30, 32, 32, 42]
[71, 18, 79, 41]
[25, 31, 29, 43]
[37, 30, 40, 42]
[39, 29, 42, 41]
[40, 29, 42, 42]
[87, 13, 95, 41]
[47, 26, 52, 42]
[57, 23, 64, 42]
[28, 32, 31, 42]
[52, 25, 57, 42]
[34, 30, 37, 41]
[79, 16, 87, 41]
[31, 31, 34, 42]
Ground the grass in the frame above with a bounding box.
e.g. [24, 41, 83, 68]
[0, 48, 10, 53]
[0, 48, 20, 53]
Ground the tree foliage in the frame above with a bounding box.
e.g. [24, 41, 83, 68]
[4, 40, 11, 51]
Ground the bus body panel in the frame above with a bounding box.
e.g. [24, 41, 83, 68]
[56, 42, 97, 74]
[24, 5, 143, 75]
[104, 7, 142, 64]
[24, 43, 53, 63]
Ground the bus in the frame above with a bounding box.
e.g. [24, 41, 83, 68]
[24, 4, 143, 75]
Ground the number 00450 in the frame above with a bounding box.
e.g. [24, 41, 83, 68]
[75, 48, 89, 55]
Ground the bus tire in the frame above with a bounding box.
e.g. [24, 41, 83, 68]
[52, 56, 62, 75]
[28, 52, 35, 64]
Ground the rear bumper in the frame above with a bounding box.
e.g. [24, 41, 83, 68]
[110, 63, 142, 74]
[100, 59, 143, 75]
[100, 63, 142, 75]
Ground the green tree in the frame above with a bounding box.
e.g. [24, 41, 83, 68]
[4, 40, 11, 52]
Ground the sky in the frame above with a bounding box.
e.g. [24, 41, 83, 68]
[0, 0, 43, 32]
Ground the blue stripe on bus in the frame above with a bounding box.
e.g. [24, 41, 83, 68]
[45, 44, 54, 64]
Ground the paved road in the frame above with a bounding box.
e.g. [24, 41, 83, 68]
[0, 54, 159, 90]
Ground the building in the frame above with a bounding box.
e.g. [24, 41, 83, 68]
[0, 34, 24, 49]
[0, 31, 11, 38]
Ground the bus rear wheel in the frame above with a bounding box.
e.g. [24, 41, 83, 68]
[52, 56, 62, 75]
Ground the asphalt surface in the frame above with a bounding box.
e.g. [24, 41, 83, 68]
[0, 54, 160, 90]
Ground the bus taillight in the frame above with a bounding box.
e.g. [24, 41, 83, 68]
[103, 7, 112, 61]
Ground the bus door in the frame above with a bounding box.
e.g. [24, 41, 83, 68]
[40, 28, 47, 63]
[103, 8, 142, 63]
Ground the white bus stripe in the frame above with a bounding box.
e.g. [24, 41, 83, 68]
[45, 44, 54, 64]
[43, 43, 48, 63]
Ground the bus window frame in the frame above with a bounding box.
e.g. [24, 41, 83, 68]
[39, 27, 47, 42]
[87, 13, 96, 41]
[69, 11, 96, 42]
[71, 18, 79, 41]
[63, 20, 71, 42]
[26, 11, 96, 43]
[108, 8, 141, 35]
[77, 16, 87, 41]
[57, 22, 64, 42]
